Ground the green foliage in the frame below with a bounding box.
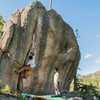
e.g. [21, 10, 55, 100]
[13, 92, 23, 99]
[0, 15, 5, 38]
[1, 85, 11, 93]
[75, 29, 80, 40]
[79, 71, 100, 91]
[0, 81, 22, 99]
[76, 79, 100, 99]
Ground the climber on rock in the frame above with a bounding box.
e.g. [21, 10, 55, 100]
[15, 51, 36, 78]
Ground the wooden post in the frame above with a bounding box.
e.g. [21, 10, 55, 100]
[49, 0, 52, 10]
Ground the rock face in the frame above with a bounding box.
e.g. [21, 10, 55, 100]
[0, 1, 80, 94]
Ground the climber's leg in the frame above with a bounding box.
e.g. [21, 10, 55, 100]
[54, 82, 60, 95]
[17, 65, 32, 74]
[24, 69, 33, 79]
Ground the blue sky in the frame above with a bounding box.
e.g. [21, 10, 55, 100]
[0, 0, 100, 75]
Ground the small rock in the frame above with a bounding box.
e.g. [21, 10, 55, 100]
[66, 91, 81, 98]
[82, 93, 93, 100]
[67, 97, 83, 100]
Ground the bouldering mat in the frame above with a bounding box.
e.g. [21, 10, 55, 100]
[44, 97, 65, 100]
[22, 93, 65, 100]
[51, 94, 61, 97]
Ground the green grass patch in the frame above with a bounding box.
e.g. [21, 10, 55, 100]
[44, 97, 65, 100]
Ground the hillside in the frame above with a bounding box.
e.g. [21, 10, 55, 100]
[79, 71, 100, 90]
[70, 70, 100, 91]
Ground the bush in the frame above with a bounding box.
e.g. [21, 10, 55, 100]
[0, 15, 5, 38]
[76, 79, 100, 99]
[0, 84, 23, 99]
[1, 85, 11, 93]
[13, 92, 23, 99]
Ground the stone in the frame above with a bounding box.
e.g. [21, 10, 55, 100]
[93, 96, 99, 100]
[67, 97, 83, 100]
[82, 93, 93, 100]
[0, 1, 80, 94]
[66, 91, 81, 98]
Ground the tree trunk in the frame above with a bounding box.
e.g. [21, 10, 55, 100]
[74, 72, 77, 91]
[17, 73, 23, 93]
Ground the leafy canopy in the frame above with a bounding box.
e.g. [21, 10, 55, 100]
[0, 15, 5, 38]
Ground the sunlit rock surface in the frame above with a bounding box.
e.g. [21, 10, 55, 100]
[0, 1, 80, 94]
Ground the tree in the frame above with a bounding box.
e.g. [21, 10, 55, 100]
[74, 68, 81, 91]
[75, 29, 80, 41]
[73, 29, 80, 90]
[76, 79, 100, 99]
[0, 15, 5, 38]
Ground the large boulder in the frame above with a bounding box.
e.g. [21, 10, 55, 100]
[0, 1, 80, 94]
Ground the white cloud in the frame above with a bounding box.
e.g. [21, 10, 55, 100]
[96, 34, 100, 38]
[95, 57, 100, 64]
[84, 54, 92, 59]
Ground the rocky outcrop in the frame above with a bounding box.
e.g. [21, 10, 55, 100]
[0, 1, 80, 94]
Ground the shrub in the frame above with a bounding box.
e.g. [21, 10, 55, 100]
[0, 15, 5, 38]
[76, 79, 100, 99]
[1, 85, 11, 93]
